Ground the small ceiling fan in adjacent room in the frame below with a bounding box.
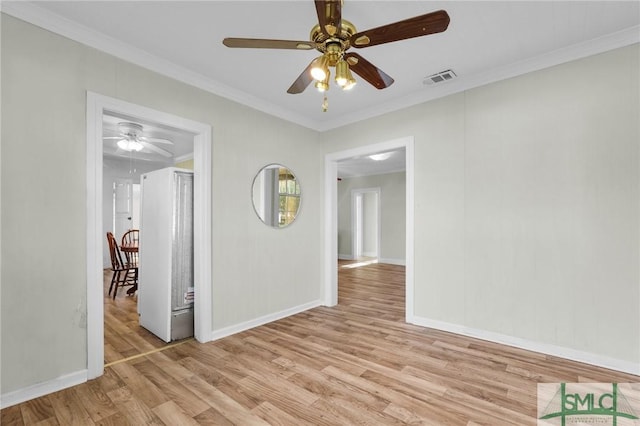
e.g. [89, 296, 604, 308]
[223, 0, 450, 110]
[103, 122, 174, 158]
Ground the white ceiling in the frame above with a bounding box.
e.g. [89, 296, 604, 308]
[338, 147, 406, 179]
[5, 1, 639, 134]
[4, 1, 639, 176]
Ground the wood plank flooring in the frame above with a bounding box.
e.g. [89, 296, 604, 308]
[102, 270, 171, 365]
[2, 260, 638, 425]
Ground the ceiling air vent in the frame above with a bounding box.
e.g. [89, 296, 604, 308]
[423, 69, 457, 86]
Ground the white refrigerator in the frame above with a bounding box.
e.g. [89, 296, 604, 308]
[138, 167, 194, 342]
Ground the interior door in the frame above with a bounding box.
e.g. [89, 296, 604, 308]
[138, 169, 173, 342]
[362, 191, 379, 258]
[352, 189, 380, 260]
[114, 178, 133, 240]
[354, 193, 363, 259]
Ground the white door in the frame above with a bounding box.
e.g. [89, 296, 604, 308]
[138, 169, 173, 342]
[354, 194, 363, 259]
[352, 188, 381, 260]
[114, 178, 133, 240]
[362, 192, 379, 258]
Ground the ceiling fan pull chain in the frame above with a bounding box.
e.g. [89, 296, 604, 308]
[322, 94, 329, 112]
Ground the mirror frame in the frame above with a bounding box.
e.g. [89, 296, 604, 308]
[251, 163, 302, 228]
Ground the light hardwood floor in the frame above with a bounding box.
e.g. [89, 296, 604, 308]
[2, 261, 638, 425]
[103, 270, 173, 365]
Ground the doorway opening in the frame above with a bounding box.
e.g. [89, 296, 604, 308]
[103, 112, 197, 357]
[113, 181, 141, 232]
[86, 92, 212, 379]
[324, 136, 415, 322]
[351, 188, 381, 261]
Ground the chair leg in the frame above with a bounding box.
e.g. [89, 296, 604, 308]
[108, 270, 117, 297]
[112, 271, 121, 299]
[129, 268, 139, 295]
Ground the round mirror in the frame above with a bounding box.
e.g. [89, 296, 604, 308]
[252, 164, 301, 228]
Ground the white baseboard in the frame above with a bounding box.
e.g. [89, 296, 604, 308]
[378, 257, 405, 266]
[8, 307, 633, 410]
[411, 316, 640, 376]
[338, 255, 405, 266]
[0, 369, 87, 409]
[1, 301, 321, 409]
[210, 300, 322, 341]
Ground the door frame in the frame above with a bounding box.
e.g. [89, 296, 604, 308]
[86, 92, 212, 379]
[324, 136, 414, 322]
[351, 188, 381, 259]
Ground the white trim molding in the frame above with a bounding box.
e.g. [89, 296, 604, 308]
[174, 152, 194, 164]
[324, 137, 414, 316]
[86, 92, 213, 380]
[378, 258, 406, 266]
[1, 1, 319, 131]
[3, 2, 638, 132]
[412, 316, 640, 376]
[210, 301, 322, 342]
[0, 370, 87, 409]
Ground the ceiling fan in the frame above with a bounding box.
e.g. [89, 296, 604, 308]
[103, 122, 173, 158]
[223, 0, 450, 109]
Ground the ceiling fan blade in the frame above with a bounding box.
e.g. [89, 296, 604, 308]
[140, 142, 172, 158]
[223, 38, 315, 50]
[139, 136, 173, 145]
[315, 0, 342, 37]
[103, 136, 122, 140]
[287, 61, 315, 94]
[350, 10, 450, 48]
[344, 53, 394, 90]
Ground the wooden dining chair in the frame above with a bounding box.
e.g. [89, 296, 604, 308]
[121, 229, 139, 267]
[106, 232, 137, 299]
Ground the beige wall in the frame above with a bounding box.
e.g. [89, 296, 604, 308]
[174, 158, 194, 170]
[2, 11, 639, 400]
[337, 172, 406, 262]
[322, 44, 640, 366]
[1, 15, 322, 395]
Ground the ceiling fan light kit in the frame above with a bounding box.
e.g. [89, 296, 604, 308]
[369, 152, 393, 161]
[315, 75, 330, 92]
[223, 0, 450, 111]
[117, 138, 143, 152]
[104, 122, 174, 158]
[335, 59, 348, 86]
[310, 54, 330, 80]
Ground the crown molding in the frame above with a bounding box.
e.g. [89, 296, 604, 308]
[174, 152, 194, 164]
[317, 24, 640, 131]
[3, 2, 638, 133]
[1, 1, 322, 131]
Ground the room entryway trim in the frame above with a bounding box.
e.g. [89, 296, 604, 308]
[86, 92, 212, 379]
[323, 137, 415, 322]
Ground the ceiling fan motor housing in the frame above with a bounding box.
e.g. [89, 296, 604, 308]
[118, 122, 144, 139]
[222, 2, 450, 96]
[310, 19, 357, 61]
